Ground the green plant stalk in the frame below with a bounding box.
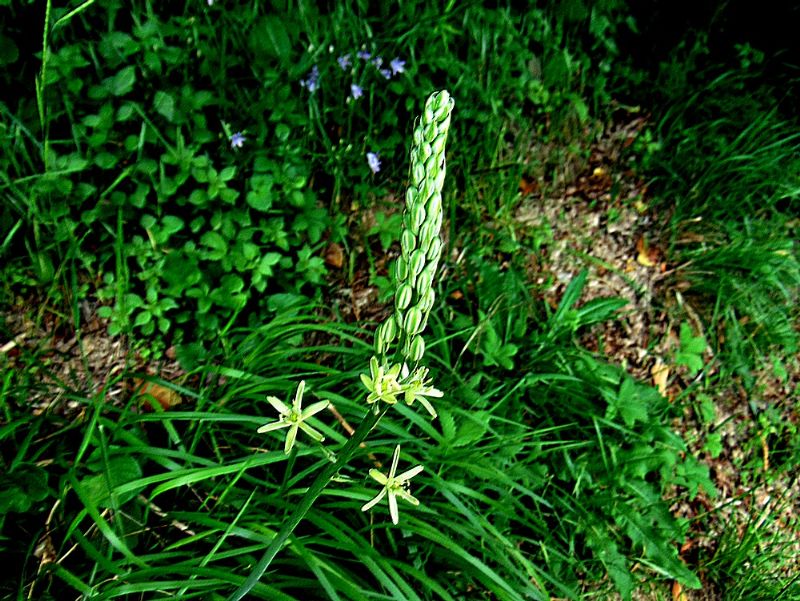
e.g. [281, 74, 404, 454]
[229, 407, 385, 601]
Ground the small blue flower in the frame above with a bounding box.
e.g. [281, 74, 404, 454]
[379, 68, 392, 80]
[372, 56, 383, 68]
[351, 83, 364, 99]
[230, 132, 246, 148]
[337, 54, 351, 70]
[366, 152, 381, 174]
[300, 65, 320, 93]
[390, 58, 405, 75]
[357, 50, 371, 60]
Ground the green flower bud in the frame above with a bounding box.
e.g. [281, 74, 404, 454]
[395, 256, 409, 282]
[426, 238, 442, 263]
[403, 306, 423, 337]
[409, 335, 425, 362]
[395, 283, 413, 310]
[412, 163, 425, 186]
[416, 263, 436, 295]
[410, 202, 426, 232]
[409, 248, 427, 278]
[418, 222, 436, 253]
[401, 229, 416, 258]
[419, 289, 435, 313]
[381, 316, 397, 344]
[425, 192, 442, 221]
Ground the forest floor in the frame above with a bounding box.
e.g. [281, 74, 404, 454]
[2, 115, 798, 600]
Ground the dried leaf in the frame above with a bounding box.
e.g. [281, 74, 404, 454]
[324, 242, 344, 269]
[651, 360, 670, 397]
[672, 580, 688, 601]
[518, 176, 538, 196]
[636, 235, 659, 267]
[133, 379, 181, 411]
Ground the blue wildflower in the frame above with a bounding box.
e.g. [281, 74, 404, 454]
[379, 68, 392, 80]
[230, 132, 246, 149]
[300, 65, 320, 93]
[337, 54, 351, 70]
[357, 50, 371, 60]
[372, 56, 383, 68]
[390, 58, 405, 75]
[366, 152, 381, 174]
[350, 83, 364, 99]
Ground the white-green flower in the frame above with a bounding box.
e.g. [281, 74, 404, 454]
[256, 381, 330, 454]
[360, 356, 404, 409]
[361, 445, 424, 525]
[402, 366, 442, 419]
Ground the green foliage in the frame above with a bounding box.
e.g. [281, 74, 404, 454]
[443, 264, 711, 598]
[3, 2, 798, 601]
[675, 322, 706, 376]
[675, 224, 800, 386]
[1, 0, 633, 348]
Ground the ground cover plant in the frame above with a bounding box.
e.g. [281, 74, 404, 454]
[1, 1, 799, 600]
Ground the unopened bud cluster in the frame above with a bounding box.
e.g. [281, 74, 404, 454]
[374, 90, 454, 363]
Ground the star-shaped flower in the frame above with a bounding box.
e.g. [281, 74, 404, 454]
[361, 445, 424, 524]
[256, 381, 330, 454]
[229, 132, 246, 148]
[402, 366, 442, 419]
[390, 57, 405, 75]
[366, 151, 381, 174]
[360, 356, 402, 409]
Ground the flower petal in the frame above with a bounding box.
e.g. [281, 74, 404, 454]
[284, 423, 299, 454]
[298, 421, 325, 442]
[360, 373, 374, 390]
[361, 488, 387, 512]
[301, 400, 330, 419]
[389, 445, 401, 479]
[395, 464, 424, 482]
[421, 387, 444, 398]
[292, 380, 306, 410]
[256, 421, 289, 434]
[368, 468, 388, 486]
[389, 492, 400, 524]
[396, 489, 420, 506]
[416, 395, 438, 419]
[266, 396, 290, 416]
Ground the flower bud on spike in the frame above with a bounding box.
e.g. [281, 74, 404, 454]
[401, 229, 416, 257]
[395, 256, 409, 282]
[381, 317, 397, 344]
[425, 193, 442, 220]
[410, 203, 426, 231]
[418, 222, 436, 252]
[395, 284, 413, 310]
[426, 238, 442, 263]
[409, 335, 425, 362]
[409, 249, 427, 278]
[419, 289, 435, 313]
[403, 306, 423, 337]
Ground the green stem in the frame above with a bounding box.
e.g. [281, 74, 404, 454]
[229, 407, 384, 601]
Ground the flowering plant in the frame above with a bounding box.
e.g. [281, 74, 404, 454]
[234, 90, 453, 601]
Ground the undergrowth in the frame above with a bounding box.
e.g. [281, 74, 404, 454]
[1, 2, 799, 600]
